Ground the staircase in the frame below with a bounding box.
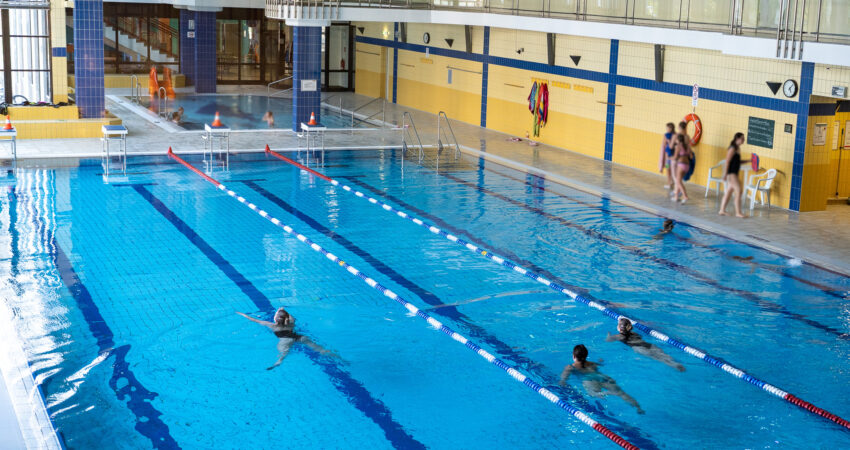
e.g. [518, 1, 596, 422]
[103, 18, 178, 64]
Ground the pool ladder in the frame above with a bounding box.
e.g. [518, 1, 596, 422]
[129, 75, 142, 104]
[158, 87, 168, 119]
[437, 111, 460, 160]
[401, 112, 425, 170]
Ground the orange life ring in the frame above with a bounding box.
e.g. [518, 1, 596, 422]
[683, 113, 702, 146]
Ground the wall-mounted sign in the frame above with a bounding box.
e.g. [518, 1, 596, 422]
[747, 116, 775, 149]
[812, 123, 827, 146]
[300, 79, 317, 92]
[188, 19, 195, 30]
[692, 84, 699, 107]
[187, 31, 195, 39]
[833, 121, 840, 149]
[784, 123, 793, 133]
[832, 86, 847, 98]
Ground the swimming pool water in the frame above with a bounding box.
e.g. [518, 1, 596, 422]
[1, 150, 849, 448]
[140, 94, 365, 130]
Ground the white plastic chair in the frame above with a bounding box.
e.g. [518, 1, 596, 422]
[745, 168, 777, 209]
[705, 160, 726, 197]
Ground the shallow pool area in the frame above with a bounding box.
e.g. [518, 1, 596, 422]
[137, 94, 366, 130]
[1, 150, 849, 448]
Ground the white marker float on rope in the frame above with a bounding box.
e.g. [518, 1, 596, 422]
[168, 148, 639, 450]
[264, 145, 850, 432]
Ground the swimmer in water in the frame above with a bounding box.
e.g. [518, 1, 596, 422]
[607, 318, 685, 372]
[653, 219, 674, 239]
[560, 344, 644, 414]
[237, 308, 335, 370]
[262, 110, 275, 128]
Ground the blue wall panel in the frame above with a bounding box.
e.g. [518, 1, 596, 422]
[73, 0, 105, 118]
[292, 26, 322, 131]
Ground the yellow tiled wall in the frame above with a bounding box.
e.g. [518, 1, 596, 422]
[487, 66, 608, 159]
[396, 51, 482, 125]
[353, 22, 849, 210]
[50, 0, 69, 103]
[68, 73, 187, 89]
[354, 43, 388, 100]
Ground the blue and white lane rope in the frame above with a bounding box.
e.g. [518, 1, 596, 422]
[169, 148, 639, 449]
[264, 146, 850, 432]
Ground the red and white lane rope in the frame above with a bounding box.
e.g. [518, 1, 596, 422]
[265, 146, 850, 432]
[169, 148, 639, 449]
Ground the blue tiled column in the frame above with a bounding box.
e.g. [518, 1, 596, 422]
[480, 26, 490, 128]
[603, 39, 619, 162]
[179, 10, 196, 85]
[193, 11, 216, 93]
[73, 0, 105, 118]
[789, 62, 815, 211]
[292, 26, 322, 131]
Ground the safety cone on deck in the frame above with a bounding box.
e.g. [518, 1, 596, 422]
[308, 111, 317, 126]
[3, 116, 12, 130]
[265, 144, 271, 153]
[212, 112, 223, 127]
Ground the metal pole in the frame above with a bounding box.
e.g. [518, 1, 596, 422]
[678, 0, 683, 29]
[783, 0, 793, 58]
[790, 0, 800, 58]
[730, 0, 737, 33]
[798, 0, 807, 59]
[776, 0, 786, 57]
[814, 0, 822, 42]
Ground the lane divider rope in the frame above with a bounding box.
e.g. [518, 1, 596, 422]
[264, 145, 850, 432]
[168, 148, 639, 449]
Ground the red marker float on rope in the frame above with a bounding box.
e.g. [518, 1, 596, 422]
[683, 113, 702, 146]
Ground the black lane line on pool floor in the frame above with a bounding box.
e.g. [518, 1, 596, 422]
[481, 166, 849, 299]
[240, 180, 660, 450]
[9, 187, 180, 450]
[129, 184, 425, 450]
[425, 171, 850, 342]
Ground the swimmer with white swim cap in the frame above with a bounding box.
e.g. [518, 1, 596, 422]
[237, 307, 335, 370]
[607, 318, 685, 372]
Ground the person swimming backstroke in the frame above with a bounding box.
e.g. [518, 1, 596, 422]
[607, 318, 685, 372]
[237, 307, 336, 370]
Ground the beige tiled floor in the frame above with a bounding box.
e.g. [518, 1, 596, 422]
[6, 88, 850, 275]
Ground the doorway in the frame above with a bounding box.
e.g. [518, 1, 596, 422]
[829, 102, 850, 200]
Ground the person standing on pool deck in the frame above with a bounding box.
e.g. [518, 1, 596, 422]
[607, 318, 685, 371]
[659, 123, 676, 189]
[560, 344, 644, 414]
[670, 134, 690, 204]
[719, 132, 749, 218]
[237, 307, 335, 370]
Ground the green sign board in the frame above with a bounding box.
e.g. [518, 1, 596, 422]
[747, 116, 775, 149]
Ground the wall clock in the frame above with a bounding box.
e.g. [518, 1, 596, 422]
[423, 32, 430, 44]
[783, 79, 798, 98]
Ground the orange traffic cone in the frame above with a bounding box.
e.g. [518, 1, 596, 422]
[308, 111, 317, 126]
[211, 112, 222, 127]
[3, 116, 12, 130]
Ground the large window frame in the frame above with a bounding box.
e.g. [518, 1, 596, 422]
[2, 6, 52, 104]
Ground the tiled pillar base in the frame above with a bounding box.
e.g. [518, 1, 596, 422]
[73, 0, 105, 118]
[292, 26, 322, 131]
[194, 11, 216, 93]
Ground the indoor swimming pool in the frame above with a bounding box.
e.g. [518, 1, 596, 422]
[137, 94, 364, 130]
[1, 150, 849, 449]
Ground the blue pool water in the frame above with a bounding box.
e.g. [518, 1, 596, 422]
[1, 150, 849, 448]
[141, 94, 363, 130]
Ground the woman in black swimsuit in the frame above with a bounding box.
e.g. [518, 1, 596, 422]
[237, 308, 335, 370]
[719, 132, 749, 218]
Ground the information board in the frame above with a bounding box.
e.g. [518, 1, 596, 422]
[747, 116, 775, 149]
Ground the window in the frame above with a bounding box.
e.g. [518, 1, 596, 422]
[2, 7, 52, 103]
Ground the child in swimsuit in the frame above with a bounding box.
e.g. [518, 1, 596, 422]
[659, 123, 676, 189]
[670, 134, 690, 204]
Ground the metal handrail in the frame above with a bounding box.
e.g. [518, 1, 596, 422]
[267, 0, 849, 45]
[401, 112, 424, 164]
[361, 100, 386, 127]
[129, 74, 140, 104]
[437, 111, 460, 160]
[268, 76, 294, 98]
[351, 96, 383, 113]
